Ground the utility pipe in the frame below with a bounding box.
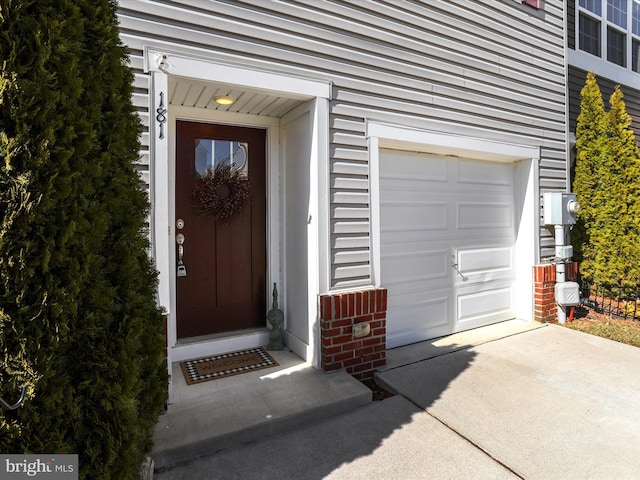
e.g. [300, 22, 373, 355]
[555, 224, 566, 324]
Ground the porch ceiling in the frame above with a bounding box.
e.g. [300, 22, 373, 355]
[168, 77, 306, 118]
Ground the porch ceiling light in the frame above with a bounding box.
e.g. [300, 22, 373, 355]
[214, 95, 235, 105]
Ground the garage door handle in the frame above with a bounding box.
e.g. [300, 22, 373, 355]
[451, 257, 468, 281]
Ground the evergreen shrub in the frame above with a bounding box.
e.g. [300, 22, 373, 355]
[0, 1, 168, 478]
[573, 72, 640, 292]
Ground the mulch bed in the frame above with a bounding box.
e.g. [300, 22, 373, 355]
[360, 378, 396, 401]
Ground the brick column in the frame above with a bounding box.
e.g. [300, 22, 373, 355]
[533, 262, 578, 323]
[319, 288, 387, 379]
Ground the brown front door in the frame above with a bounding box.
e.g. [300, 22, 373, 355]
[175, 121, 266, 339]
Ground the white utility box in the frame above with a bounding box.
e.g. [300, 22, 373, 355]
[543, 192, 580, 225]
[555, 281, 580, 306]
[555, 245, 574, 260]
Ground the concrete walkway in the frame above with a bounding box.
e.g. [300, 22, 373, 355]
[152, 350, 371, 470]
[155, 322, 640, 479]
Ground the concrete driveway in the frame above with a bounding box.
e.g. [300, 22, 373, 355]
[156, 324, 640, 479]
[378, 324, 640, 479]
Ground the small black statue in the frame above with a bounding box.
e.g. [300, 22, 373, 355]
[267, 283, 284, 350]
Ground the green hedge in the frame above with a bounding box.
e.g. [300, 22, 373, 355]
[0, 1, 168, 478]
[573, 72, 640, 291]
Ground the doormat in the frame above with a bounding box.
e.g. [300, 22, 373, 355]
[180, 347, 279, 385]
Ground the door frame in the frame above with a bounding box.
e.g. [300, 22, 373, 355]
[146, 49, 331, 402]
[168, 109, 279, 357]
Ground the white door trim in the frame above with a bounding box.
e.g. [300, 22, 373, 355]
[167, 107, 280, 352]
[150, 70, 171, 315]
[145, 47, 331, 99]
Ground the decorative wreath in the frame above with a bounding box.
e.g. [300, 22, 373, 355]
[192, 163, 251, 223]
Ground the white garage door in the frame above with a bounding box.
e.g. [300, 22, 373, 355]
[380, 150, 516, 348]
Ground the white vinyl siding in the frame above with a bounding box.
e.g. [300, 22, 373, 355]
[118, 0, 567, 287]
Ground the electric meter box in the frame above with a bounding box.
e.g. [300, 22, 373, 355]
[543, 192, 580, 225]
[555, 281, 580, 306]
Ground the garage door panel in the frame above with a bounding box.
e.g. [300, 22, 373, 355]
[386, 295, 451, 349]
[385, 151, 449, 181]
[457, 159, 514, 186]
[382, 201, 448, 233]
[457, 202, 513, 230]
[382, 248, 449, 285]
[381, 174, 448, 191]
[456, 286, 514, 326]
[457, 247, 512, 275]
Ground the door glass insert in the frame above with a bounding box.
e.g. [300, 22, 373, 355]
[194, 139, 248, 177]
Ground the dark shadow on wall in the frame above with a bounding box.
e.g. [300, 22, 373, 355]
[155, 345, 478, 480]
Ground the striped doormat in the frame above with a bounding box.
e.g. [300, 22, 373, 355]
[180, 347, 279, 385]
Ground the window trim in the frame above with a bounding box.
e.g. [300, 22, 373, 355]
[579, 11, 602, 55]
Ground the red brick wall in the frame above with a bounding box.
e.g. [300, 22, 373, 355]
[319, 288, 387, 379]
[533, 262, 578, 323]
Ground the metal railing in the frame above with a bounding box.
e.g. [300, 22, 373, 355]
[580, 282, 640, 321]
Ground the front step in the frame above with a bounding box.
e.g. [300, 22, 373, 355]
[151, 350, 372, 471]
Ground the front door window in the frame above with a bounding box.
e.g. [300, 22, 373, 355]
[194, 139, 248, 177]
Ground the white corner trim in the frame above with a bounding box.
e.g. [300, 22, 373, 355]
[150, 71, 171, 315]
[144, 47, 331, 100]
[368, 135, 382, 287]
[314, 98, 331, 296]
[366, 121, 540, 162]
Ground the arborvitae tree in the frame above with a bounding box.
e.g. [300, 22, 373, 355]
[573, 72, 640, 291]
[0, 1, 168, 478]
[574, 72, 607, 229]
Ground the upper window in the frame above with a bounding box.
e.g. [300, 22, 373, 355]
[633, 1, 640, 34]
[608, 26, 627, 65]
[577, 0, 640, 73]
[580, 13, 601, 55]
[608, 0, 627, 27]
[633, 38, 640, 71]
[580, 0, 603, 15]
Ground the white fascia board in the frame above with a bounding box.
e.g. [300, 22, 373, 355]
[145, 48, 330, 100]
[568, 49, 640, 88]
[367, 121, 540, 162]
